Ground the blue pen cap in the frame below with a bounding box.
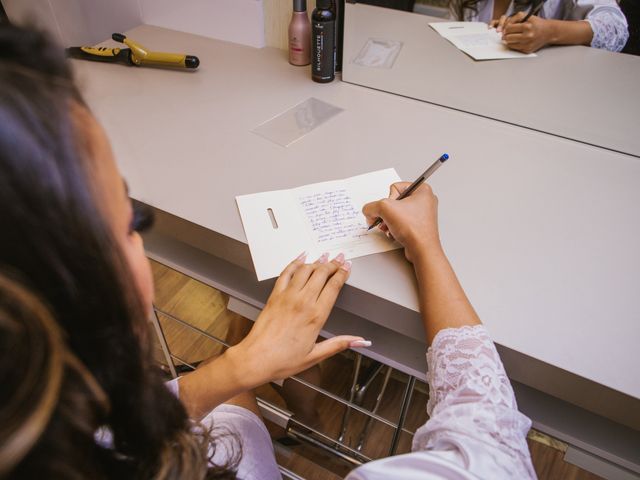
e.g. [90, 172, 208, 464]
[441, 153, 449, 161]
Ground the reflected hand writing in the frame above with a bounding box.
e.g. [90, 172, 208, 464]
[500, 12, 552, 54]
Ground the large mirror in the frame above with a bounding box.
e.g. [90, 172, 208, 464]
[342, 1, 640, 158]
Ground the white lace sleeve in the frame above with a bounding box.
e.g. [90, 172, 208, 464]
[412, 325, 537, 479]
[586, 8, 629, 52]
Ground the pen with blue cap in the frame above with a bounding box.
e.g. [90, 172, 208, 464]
[367, 153, 449, 231]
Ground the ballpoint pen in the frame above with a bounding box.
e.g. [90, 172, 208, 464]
[367, 153, 449, 231]
[520, 0, 545, 23]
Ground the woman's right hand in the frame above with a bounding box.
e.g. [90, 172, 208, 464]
[362, 182, 442, 264]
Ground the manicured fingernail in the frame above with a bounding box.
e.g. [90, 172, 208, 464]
[334, 253, 345, 264]
[318, 252, 329, 264]
[341, 260, 352, 272]
[296, 251, 307, 261]
[350, 339, 372, 348]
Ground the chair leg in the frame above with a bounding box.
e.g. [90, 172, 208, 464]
[338, 352, 362, 443]
[389, 376, 416, 455]
[150, 308, 177, 379]
[357, 365, 393, 451]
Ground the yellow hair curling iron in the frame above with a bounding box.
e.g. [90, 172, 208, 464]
[67, 33, 200, 69]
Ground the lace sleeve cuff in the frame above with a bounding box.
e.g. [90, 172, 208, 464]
[425, 325, 515, 416]
[587, 9, 629, 52]
[413, 325, 536, 478]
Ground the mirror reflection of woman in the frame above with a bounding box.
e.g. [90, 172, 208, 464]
[450, 0, 629, 53]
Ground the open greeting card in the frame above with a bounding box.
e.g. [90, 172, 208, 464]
[236, 168, 402, 281]
[429, 22, 536, 60]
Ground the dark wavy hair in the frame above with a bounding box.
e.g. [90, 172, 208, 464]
[0, 24, 238, 479]
[450, 0, 535, 20]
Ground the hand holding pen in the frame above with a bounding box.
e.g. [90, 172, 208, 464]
[491, 1, 551, 54]
[491, 0, 545, 33]
[362, 154, 448, 264]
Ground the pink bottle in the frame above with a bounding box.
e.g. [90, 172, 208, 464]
[289, 0, 311, 66]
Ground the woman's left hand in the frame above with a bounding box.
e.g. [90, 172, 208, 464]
[179, 253, 365, 420]
[228, 253, 366, 387]
[501, 12, 552, 54]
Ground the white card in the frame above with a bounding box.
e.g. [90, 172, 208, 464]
[429, 22, 536, 60]
[236, 168, 402, 281]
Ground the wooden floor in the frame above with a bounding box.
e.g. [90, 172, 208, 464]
[150, 259, 603, 480]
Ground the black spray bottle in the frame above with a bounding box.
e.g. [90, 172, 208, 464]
[311, 0, 336, 83]
[331, 0, 345, 72]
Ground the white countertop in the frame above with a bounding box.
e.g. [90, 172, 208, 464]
[74, 25, 640, 401]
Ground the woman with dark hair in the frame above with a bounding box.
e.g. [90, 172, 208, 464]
[0, 274, 112, 478]
[0, 23, 366, 479]
[450, 0, 628, 53]
[1, 22, 537, 480]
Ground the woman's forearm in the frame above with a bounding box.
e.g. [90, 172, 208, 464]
[545, 19, 593, 46]
[360, 182, 482, 345]
[413, 245, 481, 345]
[177, 346, 254, 420]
